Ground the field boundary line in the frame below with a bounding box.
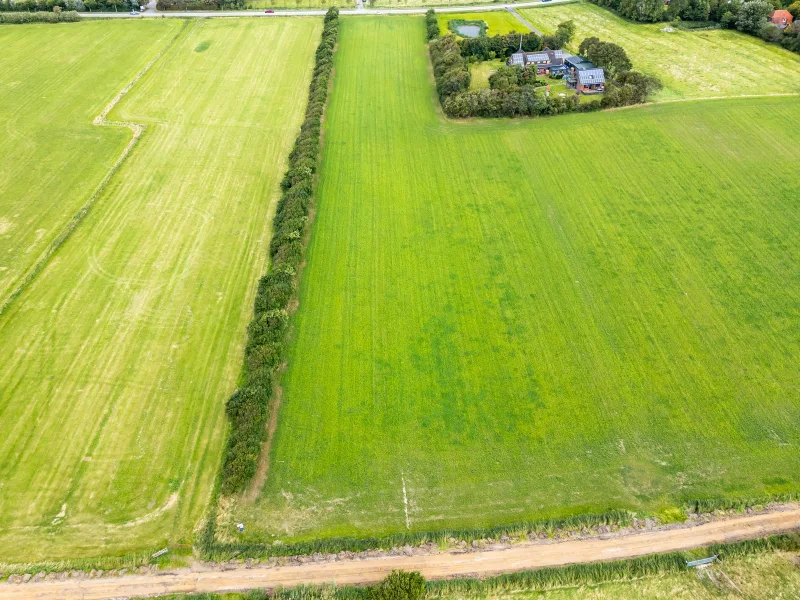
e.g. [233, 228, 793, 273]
[1, 507, 798, 599]
[0, 20, 190, 319]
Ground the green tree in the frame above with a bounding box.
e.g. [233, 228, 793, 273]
[578, 35, 600, 55]
[585, 40, 633, 77]
[371, 571, 426, 600]
[788, 1, 800, 18]
[736, 0, 772, 33]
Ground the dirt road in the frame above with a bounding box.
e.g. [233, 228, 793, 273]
[2, 507, 798, 600]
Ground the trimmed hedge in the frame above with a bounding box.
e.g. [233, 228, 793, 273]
[425, 8, 438, 41]
[205, 510, 634, 559]
[0, 9, 79, 21]
[219, 7, 340, 496]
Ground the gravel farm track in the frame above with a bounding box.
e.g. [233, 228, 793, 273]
[2, 507, 798, 600]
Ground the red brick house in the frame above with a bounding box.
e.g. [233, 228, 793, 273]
[770, 9, 794, 30]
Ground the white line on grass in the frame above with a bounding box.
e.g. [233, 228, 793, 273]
[401, 473, 411, 530]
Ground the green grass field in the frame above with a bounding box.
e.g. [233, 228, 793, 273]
[0, 21, 182, 310]
[0, 17, 321, 562]
[439, 10, 530, 36]
[520, 3, 800, 100]
[231, 16, 800, 544]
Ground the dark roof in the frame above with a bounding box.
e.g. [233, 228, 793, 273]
[577, 68, 605, 84]
[565, 55, 596, 70]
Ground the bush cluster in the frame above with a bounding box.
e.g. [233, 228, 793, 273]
[0, 8, 78, 18]
[425, 8, 438, 40]
[458, 31, 543, 61]
[219, 7, 339, 496]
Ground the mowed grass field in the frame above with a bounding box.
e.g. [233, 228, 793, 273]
[0, 21, 181, 309]
[439, 10, 530, 36]
[520, 3, 800, 100]
[233, 17, 800, 543]
[0, 18, 321, 562]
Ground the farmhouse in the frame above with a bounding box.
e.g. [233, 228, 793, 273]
[564, 55, 605, 93]
[769, 9, 794, 29]
[507, 48, 568, 76]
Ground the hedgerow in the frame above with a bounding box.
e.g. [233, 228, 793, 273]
[219, 7, 339, 496]
[0, 9, 79, 21]
[205, 510, 634, 559]
[425, 9, 438, 41]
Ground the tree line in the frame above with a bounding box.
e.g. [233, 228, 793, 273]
[0, 6, 79, 17]
[587, 0, 800, 55]
[0, 0, 137, 11]
[220, 7, 340, 495]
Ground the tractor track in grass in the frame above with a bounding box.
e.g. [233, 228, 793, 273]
[1, 506, 798, 599]
[0, 20, 189, 319]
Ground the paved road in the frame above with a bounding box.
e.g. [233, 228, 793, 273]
[81, 0, 573, 18]
[506, 6, 541, 35]
[1, 507, 798, 600]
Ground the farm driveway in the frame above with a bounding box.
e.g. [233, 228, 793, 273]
[1, 507, 798, 600]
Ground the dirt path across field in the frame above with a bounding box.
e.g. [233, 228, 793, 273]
[2, 507, 798, 600]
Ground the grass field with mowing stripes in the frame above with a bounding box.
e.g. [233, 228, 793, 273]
[0, 17, 321, 562]
[0, 20, 182, 309]
[519, 3, 800, 101]
[230, 16, 800, 545]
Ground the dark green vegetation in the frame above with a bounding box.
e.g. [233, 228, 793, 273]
[0, 9, 79, 21]
[221, 7, 340, 495]
[372, 570, 426, 600]
[230, 16, 800, 547]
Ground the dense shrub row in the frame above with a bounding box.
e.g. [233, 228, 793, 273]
[458, 31, 543, 61]
[156, 0, 244, 10]
[206, 510, 634, 559]
[219, 7, 339, 496]
[425, 8, 438, 40]
[0, 8, 78, 18]
[588, 0, 800, 55]
[0, 0, 137, 11]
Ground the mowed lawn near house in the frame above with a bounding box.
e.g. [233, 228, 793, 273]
[438, 10, 530, 36]
[231, 16, 800, 544]
[0, 20, 182, 309]
[0, 17, 321, 562]
[520, 3, 800, 100]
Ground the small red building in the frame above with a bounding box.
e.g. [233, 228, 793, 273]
[770, 9, 794, 30]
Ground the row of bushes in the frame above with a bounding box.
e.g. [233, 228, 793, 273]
[156, 0, 244, 10]
[219, 7, 340, 495]
[206, 510, 634, 559]
[425, 8, 438, 40]
[458, 31, 543, 61]
[588, 0, 800, 55]
[0, 0, 139, 10]
[0, 7, 78, 18]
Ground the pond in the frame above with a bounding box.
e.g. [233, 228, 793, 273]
[455, 25, 482, 38]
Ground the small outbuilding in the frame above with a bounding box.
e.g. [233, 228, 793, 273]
[770, 9, 794, 29]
